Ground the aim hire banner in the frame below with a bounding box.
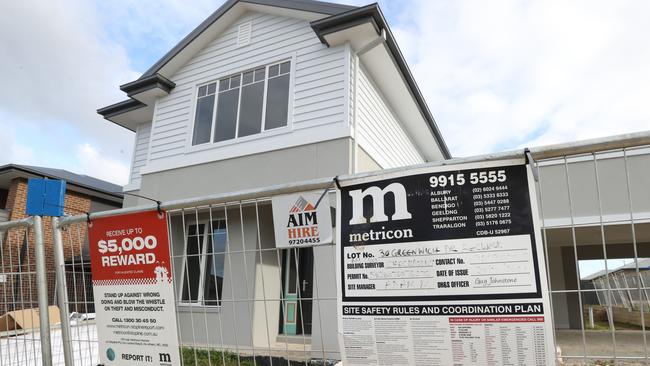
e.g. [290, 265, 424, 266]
[336, 158, 555, 365]
[272, 191, 332, 248]
[88, 210, 180, 366]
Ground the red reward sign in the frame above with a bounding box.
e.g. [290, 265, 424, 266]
[88, 210, 172, 286]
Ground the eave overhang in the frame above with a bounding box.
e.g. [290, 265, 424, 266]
[120, 74, 175, 100]
[96, 99, 152, 132]
[311, 4, 452, 160]
[97, 73, 174, 131]
[97, 98, 145, 118]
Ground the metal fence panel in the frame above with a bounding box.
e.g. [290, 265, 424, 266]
[39, 137, 650, 366]
[53, 197, 342, 366]
[538, 146, 650, 365]
[0, 217, 52, 366]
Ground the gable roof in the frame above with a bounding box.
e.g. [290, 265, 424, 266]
[140, 0, 355, 79]
[98, 0, 451, 159]
[0, 164, 123, 201]
[98, 0, 356, 127]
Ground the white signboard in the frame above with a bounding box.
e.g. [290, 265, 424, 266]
[272, 192, 332, 248]
[336, 159, 555, 365]
[89, 210, 180, 366]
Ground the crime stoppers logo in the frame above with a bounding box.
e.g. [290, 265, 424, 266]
[106, 348, 115, 361]
[286, 196, 320, 244]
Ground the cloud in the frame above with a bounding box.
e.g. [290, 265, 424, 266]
[0, 123, 36, 166]
[0, 0, 137, 182]
[386, 0, 650, 156]
[0, 109, 130, 185]
[3, 0, 648, 187]
[94, 0, 224, 71]
[0, 0, 226, 187]
[0, 0, 138, 126]
[76, 143, 130, 185]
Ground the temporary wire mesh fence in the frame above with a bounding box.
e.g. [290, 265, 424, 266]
[590, 270, 650, 312]
[0, 137, 648, 366]
[57, 222, 100, 366]
[0, 217, 53, 366]
[536, 145, 650, 365]
[0, 217, 101, 366]
[0, 224, 43, 366]
[52, 196, 342, 366]
[164, 199, 340, 366]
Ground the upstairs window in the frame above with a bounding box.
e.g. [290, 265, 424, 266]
[265, 61, 291, 130]
[191, 60, 291, 146]
[214, 75, 240, 142]
[191, 83, 216, 145]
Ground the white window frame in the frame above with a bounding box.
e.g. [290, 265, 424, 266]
[178, 220, 226, 307]
[187, 56, 296, 152]
[189, 82, 218, 146]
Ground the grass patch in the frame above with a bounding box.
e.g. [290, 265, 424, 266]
[590, 360, 615, 366]
[583, 317, 643, 331]
[181, 348, 255, 366]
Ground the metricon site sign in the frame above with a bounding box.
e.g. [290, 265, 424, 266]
[336, 159, 555, 365]
[88, 210, 180, 366]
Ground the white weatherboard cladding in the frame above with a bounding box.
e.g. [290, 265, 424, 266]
[347, 47, 355, 125]
[146, 11, 348, 170]
[356, 65, 424, 168]
[129, 123, 152, 186]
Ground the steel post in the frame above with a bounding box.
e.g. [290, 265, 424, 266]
[52, 217, 74, 366]
[33, 215, 53, 366]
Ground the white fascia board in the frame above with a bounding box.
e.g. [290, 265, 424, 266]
[243, 3, 331, 21]
[157, 3, 331, 80]
[129, 87, 170, 105]
[322, 22, 378, 51]
[106, 104, 155, 132]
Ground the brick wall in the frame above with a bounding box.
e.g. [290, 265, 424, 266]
[0, 178, 94, 315]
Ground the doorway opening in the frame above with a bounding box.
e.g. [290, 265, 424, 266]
[279, 247, 313, 335]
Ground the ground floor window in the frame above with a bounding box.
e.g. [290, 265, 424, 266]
[180, 220, 227, 306]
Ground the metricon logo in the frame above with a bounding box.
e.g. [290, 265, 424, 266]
[348, 183, 412, 225]
[159, 352, 172, 363]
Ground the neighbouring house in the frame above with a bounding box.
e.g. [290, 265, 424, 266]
[0, 164, 123, 316]
[582, 258, 650, 311]
[97, 0, 449, 359]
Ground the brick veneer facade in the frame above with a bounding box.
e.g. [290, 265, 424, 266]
[0, 178, 95, 315]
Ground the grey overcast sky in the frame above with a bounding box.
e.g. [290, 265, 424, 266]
[1, 0, 648, 185]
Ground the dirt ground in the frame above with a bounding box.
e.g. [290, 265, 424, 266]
[556, 330, 650, 365]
